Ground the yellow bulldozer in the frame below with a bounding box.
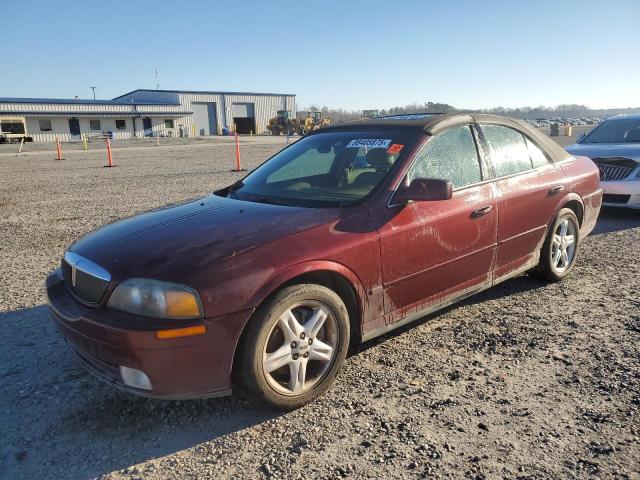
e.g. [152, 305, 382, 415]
[296, 111, 331, 134]
[267, 110, 330, 136]
[267, 110, 296, 136]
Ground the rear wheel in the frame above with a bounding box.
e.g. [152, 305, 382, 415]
[235, 284, 350, 409]
[531, 208, 580, 282]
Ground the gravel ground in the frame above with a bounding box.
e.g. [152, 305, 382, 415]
[1, 131, 639, 480]
[0, 134, 292, 155]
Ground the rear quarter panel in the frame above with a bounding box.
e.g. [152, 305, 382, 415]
[559, 155, 603, 236]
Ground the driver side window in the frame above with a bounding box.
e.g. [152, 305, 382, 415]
[407, 125, 482, 188]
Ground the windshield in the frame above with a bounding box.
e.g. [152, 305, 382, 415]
[581, 118, 640, 144]
[228, 130, 418, 208]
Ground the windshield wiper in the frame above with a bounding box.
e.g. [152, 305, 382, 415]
[255, 197, 296, 207]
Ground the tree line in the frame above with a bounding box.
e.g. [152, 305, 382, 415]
[299, 102, 640, 122]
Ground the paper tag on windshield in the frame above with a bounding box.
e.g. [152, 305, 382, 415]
[346, 139, 392, 149]
[387, 144, 404, 154]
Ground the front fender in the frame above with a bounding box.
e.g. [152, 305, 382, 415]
[248, 260, 368, 319]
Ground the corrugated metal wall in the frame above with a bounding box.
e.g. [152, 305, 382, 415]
[174, 92, 296, 135]
[1, 91, 296, 141]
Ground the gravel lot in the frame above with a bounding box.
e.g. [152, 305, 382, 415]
[1, 129, 639, 480]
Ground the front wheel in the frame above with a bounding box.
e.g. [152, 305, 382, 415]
[234, 284, 350, 409]
[531, 208, 580, 282]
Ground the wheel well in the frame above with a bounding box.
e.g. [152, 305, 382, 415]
[231, 270, 362, 384]
[563, 200, 584, 226]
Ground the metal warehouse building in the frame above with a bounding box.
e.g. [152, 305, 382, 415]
[0, 89, 296, 142]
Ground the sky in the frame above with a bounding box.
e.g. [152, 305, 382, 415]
[1, 0, 639, 110]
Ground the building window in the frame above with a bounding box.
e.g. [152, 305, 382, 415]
[115, 119, 126, 130]
[89, 120, 101, 131]
[39, 119, 52, 132]
[164, 119, 174, 129]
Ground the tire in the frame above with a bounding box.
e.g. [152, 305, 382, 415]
[234, 284, 350, 410]
[531, 208, 580, 282]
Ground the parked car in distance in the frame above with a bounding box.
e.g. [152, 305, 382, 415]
[46, 113, 602, 409]
[566, 113, 640, 208]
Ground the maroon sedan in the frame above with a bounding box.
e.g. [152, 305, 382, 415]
[46, 114, 602, 409]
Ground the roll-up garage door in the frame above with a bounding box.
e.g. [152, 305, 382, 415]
[232, 102, 255, 134]
[192, 102, 217, 136]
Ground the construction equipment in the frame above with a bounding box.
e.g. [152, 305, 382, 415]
[296, 111, 330, 134]
[0, 116, 33, 143]
[267, 110, 297, 136]
[267, 110, 331, 136]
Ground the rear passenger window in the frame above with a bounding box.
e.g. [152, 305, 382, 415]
[408, 126, 481, 188]
[525, 137, 551, 168]
[480, 125, 532, 177]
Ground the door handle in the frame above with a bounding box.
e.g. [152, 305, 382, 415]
[471, 205, 493, 218]
[548, 185, 565, 195]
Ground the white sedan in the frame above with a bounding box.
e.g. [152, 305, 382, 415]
[567, 114, 640, 209]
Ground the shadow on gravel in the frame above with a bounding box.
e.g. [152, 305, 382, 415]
[0, 305, 282, 480]
[592, 207, 640, 235]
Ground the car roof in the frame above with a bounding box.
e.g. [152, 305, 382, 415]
[605, 113, 640, 121]
[318, 113, 571, 163]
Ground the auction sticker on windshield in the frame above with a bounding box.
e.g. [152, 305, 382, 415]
[346, 139, 392, 149]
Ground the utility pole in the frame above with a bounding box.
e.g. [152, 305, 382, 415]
[155, 68, 160, 90]
[90, 86, 97, 100]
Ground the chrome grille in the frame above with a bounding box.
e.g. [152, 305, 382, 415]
[61, 251, 111, 305]
[596, 164, 634, 181]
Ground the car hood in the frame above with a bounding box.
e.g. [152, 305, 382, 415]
[565, 142, 640, 161]
[68, 194, 340, 283]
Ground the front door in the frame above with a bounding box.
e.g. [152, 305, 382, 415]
[143, 118, 153, 137]
[68, 118, 80, 137]
[378, 125, 498, 323]
[477, 124, 567, 278]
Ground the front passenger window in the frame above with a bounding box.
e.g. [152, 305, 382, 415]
[407, 126, 481, 188]
[480, 124, 532, 177]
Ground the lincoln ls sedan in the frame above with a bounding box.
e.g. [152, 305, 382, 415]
[46, 113, 602, 409]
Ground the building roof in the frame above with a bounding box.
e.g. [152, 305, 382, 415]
[0, 110, 192, 117]
[0, 97, 178, 106]
[113, 89, 296, 99]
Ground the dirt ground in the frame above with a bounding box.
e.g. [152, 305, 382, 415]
[1, 130, 639, 480]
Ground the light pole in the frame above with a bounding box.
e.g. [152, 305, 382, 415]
[90, 86, 97, 100]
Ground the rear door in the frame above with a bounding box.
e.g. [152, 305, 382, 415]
[477, 124, 567, 279]
[378, 125, 498, 322]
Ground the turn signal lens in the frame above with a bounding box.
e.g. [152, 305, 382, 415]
[156, 325, 207, 339]
[165, 290, 201, 318]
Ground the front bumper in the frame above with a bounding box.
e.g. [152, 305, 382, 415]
[46, 269, 253, 399]
[601, 180, 640, 209]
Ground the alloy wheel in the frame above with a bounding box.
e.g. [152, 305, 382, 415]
[262, 301, 338, 396]
[551, 218, 576, 273]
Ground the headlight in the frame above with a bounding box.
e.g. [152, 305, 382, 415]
[107, 278, 203, 319]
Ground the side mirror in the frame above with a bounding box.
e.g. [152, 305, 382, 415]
[576, 133, 586, 143]
[394, 178, 453, 204]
